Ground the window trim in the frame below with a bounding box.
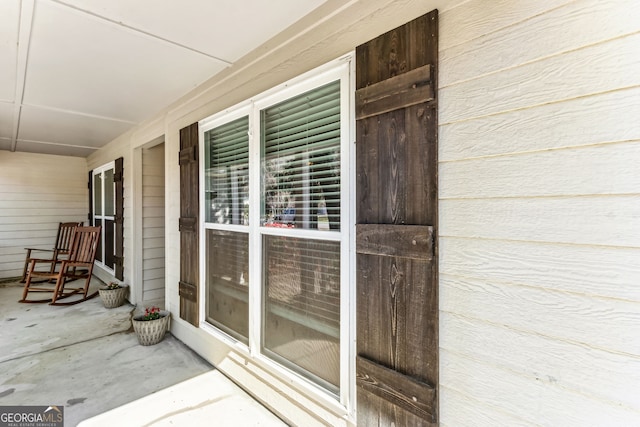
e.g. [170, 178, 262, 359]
[198, 54, 355, 414]
[92, 161, 116, 274]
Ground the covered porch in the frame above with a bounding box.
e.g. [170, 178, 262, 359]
[0, 280, 286, 426]
[1, 0, 639, 425]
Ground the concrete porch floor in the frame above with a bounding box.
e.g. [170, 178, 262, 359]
[0, 281, 287, 426]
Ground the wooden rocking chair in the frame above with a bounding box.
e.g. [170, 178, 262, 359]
[21, 222, 82, 283]
[20, 226, 102, 305]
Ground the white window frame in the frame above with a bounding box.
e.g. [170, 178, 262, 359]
[92, 161, 116, 274]
[198, 54, 356, 415]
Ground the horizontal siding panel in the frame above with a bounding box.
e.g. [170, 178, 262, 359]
[143, 267, 165, 281]
[0, 246, 37, 256]
[441, 0, 640, 87]
[143, 237, 164, 249]
[143, 278, 164, 291]
[440, 142, 640, 198]
[441, 312, 640, 409]
[440, 33, 640, 124]
[0, 253, 28, 264]
[441, 349, 640, 425]
[439, 0, 572, 50]
[0, 237, 73, 247]
[440, 237, 640, 301]
[143, 227, 165, 239]
[0, 208, 87, 218]
[142, 217, 164, 228]
[0, 217, 85, 226]
[143, 196, 165, 208]
[142, 207, 164, 218]
[141, 175, 164, 187]
[143, 247, 165, 260]
[0, 229, 60, 240]
[0, 222, 65, 232]
[1, 200, 87, 210]
[0, 267, 23, 279]
[141, 186, 164, 198]
[439, 385, 535, 427]
[142, 158, 164, 168]
[441, 274, 640, 355]
[142, 288, 165, 302]
[143, 257, 165, 270]
[0, 184, 87, 194]
[440, 196, 640, 247]
[439, 87, 640, 161]
[0, 193, 86, 202]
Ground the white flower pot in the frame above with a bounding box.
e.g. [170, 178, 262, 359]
[132, 311, 170, 346]
[98, 285, 128, 308]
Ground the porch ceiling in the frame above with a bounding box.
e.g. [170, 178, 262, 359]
[0, 0, 326, 157]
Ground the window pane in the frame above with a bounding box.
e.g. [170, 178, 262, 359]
[95, 218, 103, 263]
[104, 169, 115, 216]
[94, 172, 102, 215]
[205, 116, 249, 225]
[104, 219, 115, 269]
[263, 235, 340, 391]
[206, 230, 249, 344]
[261, 81, 341, 231]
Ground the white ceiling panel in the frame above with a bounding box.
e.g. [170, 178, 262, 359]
[1, 0, 331, 157]
[60, 0, 326, 62]
[0, 0, 20, 102]
[18, 105, 135, 148]
[12, 139, 97, 157]
[23, 0, 228, 121]
[0, 102, 14, 139]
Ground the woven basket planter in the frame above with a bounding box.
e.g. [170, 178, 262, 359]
[98, 285, 129, 308]
[132, 311, 170, 346]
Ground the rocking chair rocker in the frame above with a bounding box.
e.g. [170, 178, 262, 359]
[20, 226, 102, 305]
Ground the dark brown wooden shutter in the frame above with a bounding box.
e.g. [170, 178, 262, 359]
[179, 122, 199, 326]
[88, 170, 93, 224]
[355, 10, 438, 426]
[114, 157, 124, 280]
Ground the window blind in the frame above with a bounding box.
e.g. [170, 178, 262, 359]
[205, 116, 250, 224]
[261, 80, 341, 230]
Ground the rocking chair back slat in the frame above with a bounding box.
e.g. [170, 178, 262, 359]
[68, 226, 100, 264]
[55, 222, 80, 255]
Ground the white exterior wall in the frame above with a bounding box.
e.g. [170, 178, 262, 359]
[141, 143, 165, 306]
[438, 0, 640, 424]
[0, 151, 87, 279]
[84, 0, 640, 425]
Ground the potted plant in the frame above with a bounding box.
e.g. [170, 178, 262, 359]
[98, 282, 129, 308]
[132, 306, 170, 346]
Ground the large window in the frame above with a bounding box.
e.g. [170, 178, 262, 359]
[92, 162, 115, 272]
[200, 60, 352, 400]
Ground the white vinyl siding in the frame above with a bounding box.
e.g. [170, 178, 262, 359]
[142, 143, 165, 305]
[438, 0, 640, 425]
[0, 151, 87, 280]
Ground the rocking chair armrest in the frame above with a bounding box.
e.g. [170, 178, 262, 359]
[63, 261, 92, 268]
[24, 247, 55, 252]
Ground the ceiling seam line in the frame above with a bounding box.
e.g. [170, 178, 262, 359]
[11, 0, 36, 152]
[21, 103, 138, 124]
[12, 138, 99, 150]
[49, 0, 233, 65]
